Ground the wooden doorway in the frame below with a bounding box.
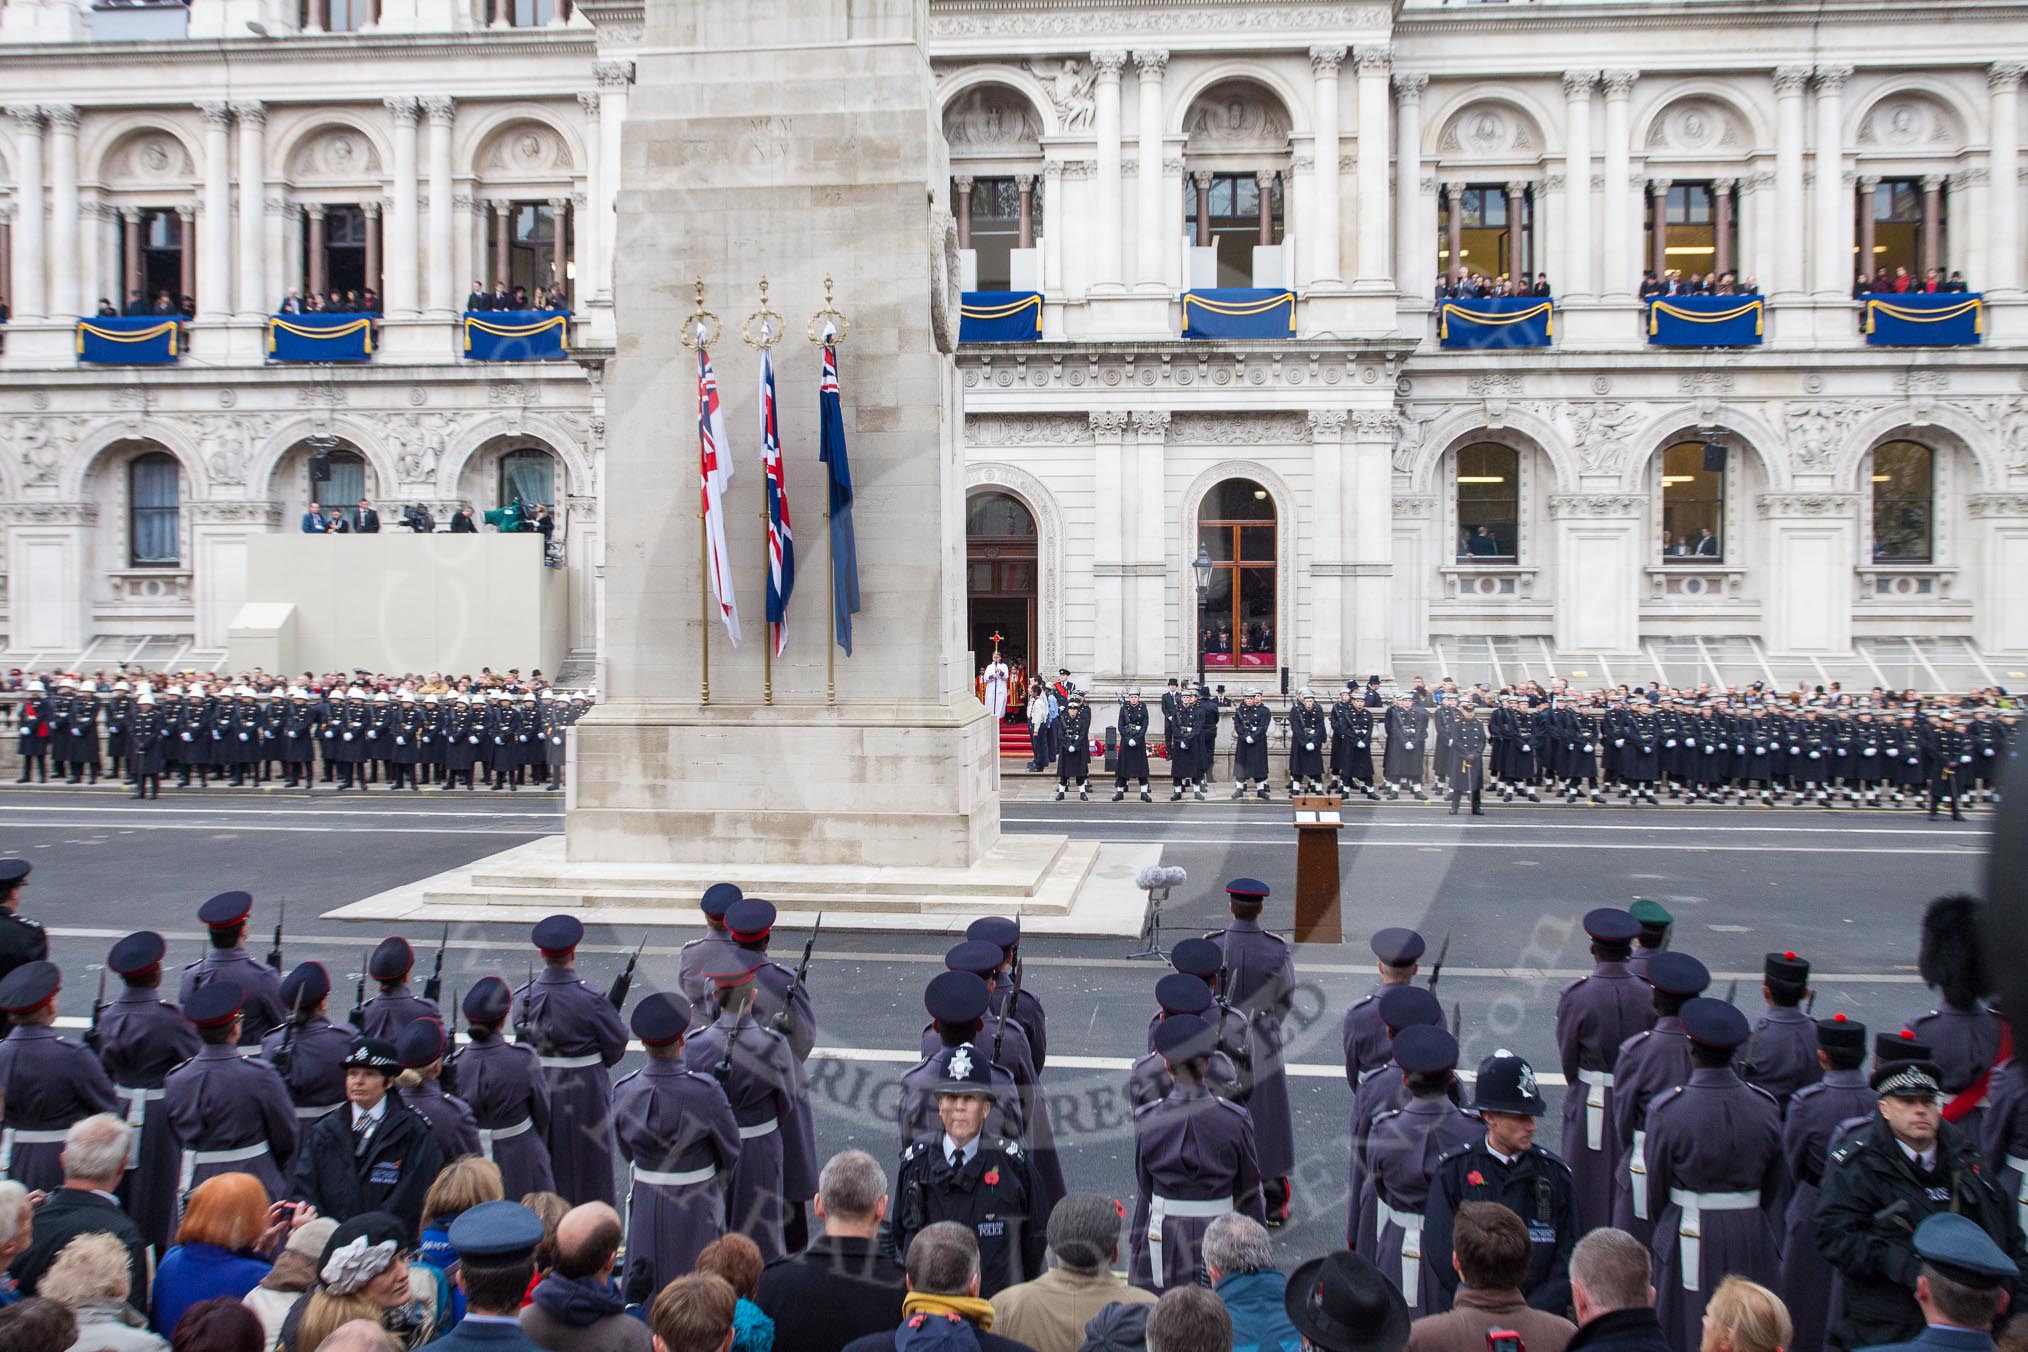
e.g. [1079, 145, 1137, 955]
[966, 491, 1038, 712]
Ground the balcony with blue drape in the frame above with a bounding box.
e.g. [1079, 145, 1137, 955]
[1860, 293, 1982, 346]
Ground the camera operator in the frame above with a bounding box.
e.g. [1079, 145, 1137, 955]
[401, 504, 436, 534]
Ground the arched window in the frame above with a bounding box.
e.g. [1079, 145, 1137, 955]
[1660, 440, 1725, 561]
[129, 452, 180, 566]
[966, 492, 1038, 669]
[1871, 441, 1934, 563]
[1455, 443, 1519, 560]
[1197, 479, 1276, 669]
[499, 448, 557, 514]
[308, 447, 366, 528]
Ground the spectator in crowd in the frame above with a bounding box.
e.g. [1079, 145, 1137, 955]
[449, 507, 479, 534]
[243, 1216, 337, 1350]
[279, 290, 304, 314]
[423, 1200, 546, 1352]
[324, 509, 350, 535]
[693, 1237, 772, 1352]
[300, 501, 325, 534]
[649, 1274, 737, 1352]
[151, 1172, 300, 1336]
[123, 290, 148, 316]
[1696, 1278, 1791, 1352]
[319, 1321, 402, 1352]
[1281, 1250, 1408, 1352]
[489, 280, 512, 311]
[1564, 1230, 1667, 1352]
[520, 1193, 571, 1296]
[355, 500, 382, 535]
[12, 1116, 147, 1309]
[1147, 1286, 1231, 1352]
[0, 1297, 78, 1352]
[95, 298, 118, 317]
[754, 1150, 905, 1352]
[839, 1224, 1029, 1352]
[168, 1297, 265, 1352]
[362, 290, 380, 314]
[1201, 1215, 1295, 1352]
[467, 283, 490, 313]
[511, 286, 528, 309]
[1406, 1203, 1575, 1352]
[519, 1202, 647, 1352]
[990, 1194, 1152, 1352]
[1945, 270, 1970, 293]
[38, 1231, 164, 1352]
[278, 1212, 445, 1352]
[0, 1181, 35, 1306]
[1079, 1301, 1152, 1352]
[418, 1159, 505, 1329]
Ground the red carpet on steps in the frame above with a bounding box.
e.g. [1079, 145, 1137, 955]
[997, 719, 1032, 758]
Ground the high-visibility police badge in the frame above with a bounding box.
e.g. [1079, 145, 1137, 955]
[949, 1047, 974, 1080]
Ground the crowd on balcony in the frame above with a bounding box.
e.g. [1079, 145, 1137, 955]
[1432, 271, 1554, 301]
[1855, 267, 1971, 296]
[464, 280, 571, 313]
[278, 288, 383, 315]
[1637, 271, 1759, 298]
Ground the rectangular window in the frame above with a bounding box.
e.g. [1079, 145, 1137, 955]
[964, 177, 1039, 291]
[130, 458, 180, 566]
[1438, 186, 1532, 282]
[1188, 171, 1283, 288]
[1660, 442, 1724, 562]
[1456, 445, 1519, 560]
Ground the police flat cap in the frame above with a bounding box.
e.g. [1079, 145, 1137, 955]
[706, 962, 762, 990]
[1153, 1013, 1220, 1063]
[0, 960, 60, 1014]
[280, 962, 331, 1009]
[396, 1017, 448, 1068]
[342, 1038, 402, 1074]
[1873, 1056, 1945, 1097]
[447, 1200, 547, 1264]
[631, 992, 692, 1046]
[464, 976, 512, 1023]
[966, 917, 1019, 950]
[1391, 1024, 1460, 1075]
[0, 860, 29, 885]
[1643, 951, 1711, 998]
[934, 1041, 996, 1095]
[1913, 1212, 2021, 1289]
[925, 971, 990, 1025]
[1816, 1012, 1867, 1052]
[1582, 907, 1640, 944]
[1681, 997, 1751, 1050]
[1764, 950, 1809, 984]
[107, 931, 166, 976]
[184, 979, 245, 1028]
[1225, 877, 1270, 901]
[1369, 928, 1426, 965]
[943, 940, 1004, 979]
[531, 915, 583, 952]
[198, 891, 254, 928]
[725, 898, 777, 943]
[700, 883, 743, 918]
[368, 937, 414, 981]
[1168, 938, 1224, 980]
[1376, 985, 1442, 1032]
[1470, 1051, 1547, 1116]
[1155, 973, 1214, 1017]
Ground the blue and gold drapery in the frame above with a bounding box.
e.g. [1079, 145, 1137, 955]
[1438, 297, 1554, 349]
[1646, 295, 1764, 346]
[267, 313, 375, 362]
[1861, 292, 1982, 346]
[959, 291, 1042, 343]
[76, 316, 182, 364]
[1180, 288, 1296, 339]
[461, 309, 569, 361]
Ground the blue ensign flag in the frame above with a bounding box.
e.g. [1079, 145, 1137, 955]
[819, 342, 862, 655]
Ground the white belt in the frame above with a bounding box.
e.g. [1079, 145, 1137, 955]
[1145, 1195, 1234, 1278]
[179, 1142, 271, 1195]
[478, 1118, 536, 1161]
[539, 1053, 605, 1070]
[1629, 1128, 1649, 1220]
[1577, 1070, 1613, 1152]
[632, 1163, 717, 1188]
[2008, 1154, 2028, 1234]
[0, 1128, 70, 1174]
[737, 1118, 779, 1140]
[118, 1087, 166, 1171]
[1670, 1188, 1759, 1292]
[294, 1103, 342, 1120]
[1377, 1200, 1426, 1296]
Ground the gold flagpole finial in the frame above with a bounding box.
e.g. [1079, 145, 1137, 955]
[808, 272, 850, 345]
[742, 276, 785, 350]
[681, 276, 722, 350]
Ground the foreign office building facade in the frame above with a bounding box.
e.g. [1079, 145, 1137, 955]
[1, 0, 2025, 695]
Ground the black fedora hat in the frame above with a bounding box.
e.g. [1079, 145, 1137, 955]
[1284, 1251, 1410, 1352]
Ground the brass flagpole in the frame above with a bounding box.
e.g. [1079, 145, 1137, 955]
[809, 276, 849, 708]
[683, 279, 721, 707]
[743, 278, 784, 706]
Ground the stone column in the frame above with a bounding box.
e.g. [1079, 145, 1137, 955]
[1129, 410, 1169, 675]
[1040, 162, 1063, 292]
[264, 196, 288, 306]
[1772, 66, 1810, 299]
[1193, 170, 1212, 247]
[1919, 175, 1944, 275]
[575, 92, 602, 309]
[952, 175, 972, 248]
[304, 0, 327, 32]
[45, 104, 78, 319]
[1306, 410, 1349, 675]
[282, 203, 305, 298]
[1856, 175, 1879, 282]
[233, 101, 267, 319]
[197, 101, 232, 318]
[1443, 180, 1465, 281]
[1256, 169, 1276, 246]
[1354, 45, 1391, 288]
[1347, 411, 1396, 670]
[1134, 49, 1167, 290]
[6, 106, 43, 319]
[1988, 65, 2023, 292]
[77, 195, 101, 315]
[547, 195, 570, 296]
[1560, 70, 1597, 298]
[1015, 175, 1034, 249]
[1506, 181, 1528, 276]
[1091, 49, 1127, 291]
[1600, 70, 1637, 297]
[1392, 72, 1426, 295]
[423, 95, 455, 314]
[1090, 410, 1128, 679]
[1759, 494, 1857, 654]
[491, 199, 511, 285]
[363, 200, 382, 294]
[593, 62, 631, 305]
[1648, 178, 1671, 277]
[121, 208, 142, 299]
[1811, 66, 1852, 297]
[0, 215, 10, 315]
[1713, 177, 1735, 277]
[1309, 45, 1345, 287]
[177, 205, 196, 300]
[385, 96, 420, 316]
[306, 204, 327, 294]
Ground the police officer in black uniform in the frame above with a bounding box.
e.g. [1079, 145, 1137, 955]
[288, 1037, 445, 1240]
[0, 861, 47, 986]
[884, 1040, 1048, 1298]
[1422, 1050, 1579, 1317]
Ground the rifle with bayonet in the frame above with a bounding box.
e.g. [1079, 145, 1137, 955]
[423, 924, 449, 1005]
[991, 941, 1021, 1071]
[442, 984, 459, 1096]
[349, 949, 368, 1029]
[606, 934, 649, 1011]
[266, 903, 285, 972]
[274, 985, 307, 1082]
[1213, 958, 1254, 1082]
[83, 966, 107, 1053]
[1426, 931, 1452, 990]
[771, 914, 821, 1042]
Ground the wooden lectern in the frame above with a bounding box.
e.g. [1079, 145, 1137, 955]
[1291, 793, 1343, 944]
